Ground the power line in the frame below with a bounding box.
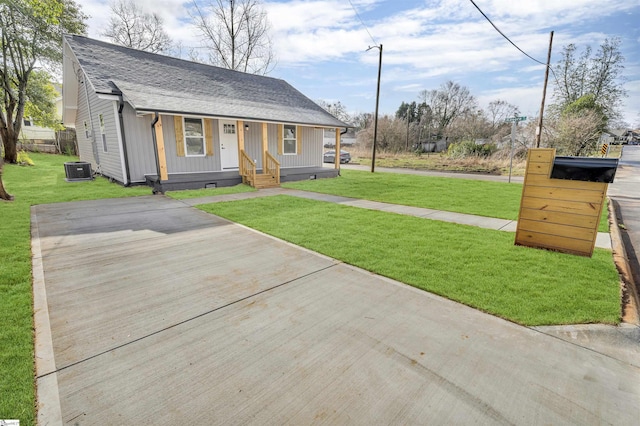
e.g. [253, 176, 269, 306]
[468, 0, 546, 66]
[348, 0, 377, 46]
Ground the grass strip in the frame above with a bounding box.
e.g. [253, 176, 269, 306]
[0, 153, 150, 425]
[199, 195, 620, 326]
[165, 183, 255, 199]
[284, 169, 610, 232]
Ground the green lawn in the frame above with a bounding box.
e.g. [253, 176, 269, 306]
[200, 195, 620, 326]
[0, 154, 618, 424]
[0, 153, 151, 425]
[284, 169, 610, 232]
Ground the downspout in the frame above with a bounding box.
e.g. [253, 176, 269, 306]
[115, 91, 131, 186]
[151, 113, 162, 183]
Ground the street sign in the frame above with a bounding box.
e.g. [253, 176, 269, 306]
[506, 116, 527, 122]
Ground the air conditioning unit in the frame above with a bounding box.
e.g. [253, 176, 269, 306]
[64, 161, 93, 181]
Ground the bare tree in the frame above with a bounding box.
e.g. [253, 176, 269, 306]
[356, 115, 407, 152]
[316, 100, 351, 124]
[419, 81, 477, 140]
[547, 109, 604, 156]
[190, 0, 274, 75]
[103, 0, 173, 53]
[553, 38, 626, 120]
[486, 100, 519, 129]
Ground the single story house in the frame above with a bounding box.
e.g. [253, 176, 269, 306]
[62, 35, 350, 192]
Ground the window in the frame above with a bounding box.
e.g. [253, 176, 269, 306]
[24, 118, 32, 126]
[99, 114, 107, 152]
[184, 118, 205, 156]
[223, 123, 235, 135]
[283, 125, 297, 154]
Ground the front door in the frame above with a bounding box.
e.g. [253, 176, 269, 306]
[219, 120, 239, 170]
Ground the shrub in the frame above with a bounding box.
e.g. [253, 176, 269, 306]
[17, 151, 35, 166]
[447, 141, 497, 158]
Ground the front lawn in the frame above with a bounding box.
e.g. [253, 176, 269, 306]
[200, 195, 620, 326]
[284, 169, 610, 232]
[0, 153, 151, 425]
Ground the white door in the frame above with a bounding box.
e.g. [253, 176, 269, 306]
[219, 120, 239, 170]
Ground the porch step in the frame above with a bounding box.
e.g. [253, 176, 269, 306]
[252, 173, 279, 189]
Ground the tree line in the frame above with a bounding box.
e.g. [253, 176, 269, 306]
[320, 38, 628, 159]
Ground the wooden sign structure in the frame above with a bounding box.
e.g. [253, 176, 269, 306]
[515, 148, 609, 257]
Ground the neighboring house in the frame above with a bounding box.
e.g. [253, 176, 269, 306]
[62, 35, 350, 191]
[602, 129, 640, 145]
[19, 118, 55, 143]
[323, 128, 356, 148]
[18, 83, 73, 154]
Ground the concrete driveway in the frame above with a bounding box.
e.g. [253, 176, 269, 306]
[33, 196, 639, 424]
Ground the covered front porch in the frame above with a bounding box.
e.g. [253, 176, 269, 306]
[149, 117, 345, 193]
[145, 166, 339, 194]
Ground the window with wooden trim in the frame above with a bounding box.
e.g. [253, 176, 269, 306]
[99, 114, 107, 152]
[184, 117, 205, 156]
[283, 125, 297, 154]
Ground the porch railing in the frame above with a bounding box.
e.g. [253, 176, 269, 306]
[264, 151, 281, 185]
[240, 150, 256, 186]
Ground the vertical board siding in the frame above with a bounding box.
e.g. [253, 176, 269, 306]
[121, 104, 156, 182]
[75, 76, 97, 168]
[75, 77, 123, 182]
[162, 115, 221, 173]
[94, 99, 123, 182]
[268, 124, 322, 168]
[244, 121, 263, 167]
[515, 148, 607, 257]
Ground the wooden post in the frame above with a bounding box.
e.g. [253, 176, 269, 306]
[154, 115, 168, 181]
[335, 127, 341, 169]
[262, 122, 268, 171]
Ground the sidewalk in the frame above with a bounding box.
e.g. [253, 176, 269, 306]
[180, 187, 612, 250]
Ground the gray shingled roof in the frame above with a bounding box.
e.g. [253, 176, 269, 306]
[65, 35, 349, 128]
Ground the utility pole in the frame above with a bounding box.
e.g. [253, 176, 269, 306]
[535, 31, 554, 148]
[367, 44, 383, 173]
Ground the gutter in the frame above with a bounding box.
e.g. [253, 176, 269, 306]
[114, 91, 131, 186]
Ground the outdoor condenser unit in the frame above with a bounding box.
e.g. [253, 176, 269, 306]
[64, 161, 93, 181]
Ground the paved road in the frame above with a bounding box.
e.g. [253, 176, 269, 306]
[33, 196, 639, 424]
[608, 145, 640, 320]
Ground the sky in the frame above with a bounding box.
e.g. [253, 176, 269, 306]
[80, 0, 640, 127]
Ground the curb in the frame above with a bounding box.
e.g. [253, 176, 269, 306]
[608, 198, 640, 325]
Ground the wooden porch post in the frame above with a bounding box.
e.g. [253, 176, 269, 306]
[237, 120, 245, 174]
[335, 127, 341, 169]
[262, 122, 268, 171]
[155, 115, 168, 181]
